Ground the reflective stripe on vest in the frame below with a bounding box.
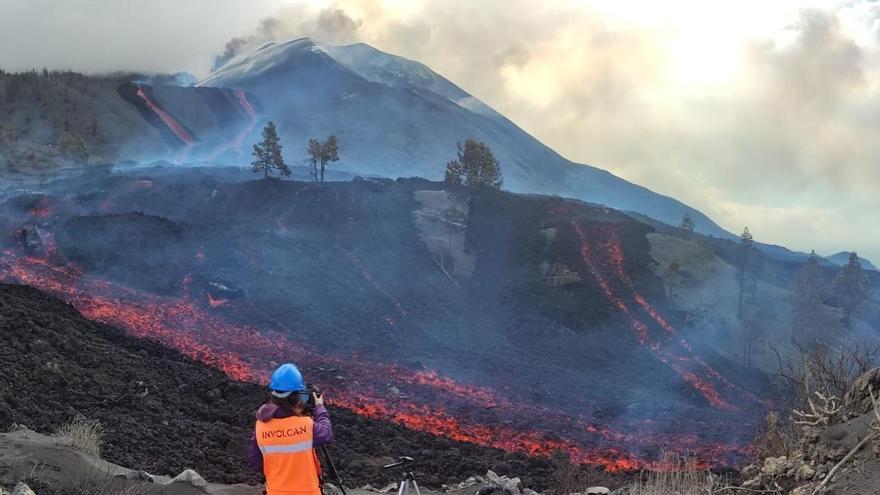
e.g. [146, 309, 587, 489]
[255, 415, 320, 495]
[260, 441, 314, 454]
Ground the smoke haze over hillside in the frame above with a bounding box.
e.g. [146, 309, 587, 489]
[1, 0, 879, 261]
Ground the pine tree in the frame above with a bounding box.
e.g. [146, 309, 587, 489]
[832, 252, 869, 329]
[444, 139, 502, 190]
[251, 121, 290, 179]
[679, 213, 695, 232]
[737, 227, 755, 318]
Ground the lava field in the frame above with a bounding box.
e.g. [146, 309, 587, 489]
[0, 283, 570, 488]
[0, 168, 773, 475]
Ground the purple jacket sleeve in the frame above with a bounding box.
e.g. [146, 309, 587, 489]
[312, 405, 334, 446]
[248, 433, 263, 472]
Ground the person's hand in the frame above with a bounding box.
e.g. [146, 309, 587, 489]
[313, 391, 324, 406]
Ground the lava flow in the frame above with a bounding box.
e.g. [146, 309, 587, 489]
[571, 220, 759, 411]
[209, 88, 259, 158]
[0, 244, 753, 472]
[230, 89, 258, 152]
[133, 84, 196, 147]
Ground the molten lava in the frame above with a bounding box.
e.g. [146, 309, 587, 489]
[29, 205, 52, 218]
[228, 90, 258, 152]
[570, 221, 761, 411]
[208, 89, 259, 158]
[207, 293, 229, 308]
[133, 84, 196, 147]
[0, 243, 754, 471]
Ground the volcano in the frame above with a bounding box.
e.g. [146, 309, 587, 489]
[196, 38, 731, 239]
[0, 168, 772, 474]
[59, 38, 728, 239]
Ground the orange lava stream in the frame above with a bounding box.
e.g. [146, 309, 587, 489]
[572, 222, 733, 410]
[134, 85, 196, 146]
[0, 238, 753, 471]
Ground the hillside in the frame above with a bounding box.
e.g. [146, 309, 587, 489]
[644, 229, 880, 377]
[0, 70, 168, 166]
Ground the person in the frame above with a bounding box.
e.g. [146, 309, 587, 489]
[249, 363, 333, 495]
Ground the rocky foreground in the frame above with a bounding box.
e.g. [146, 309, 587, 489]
[0, 425, 598, 495]
[740, 369, 880, 495]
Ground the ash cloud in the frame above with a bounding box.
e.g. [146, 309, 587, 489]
[212, 5, 363, 70]
[213, 37, 252, 71]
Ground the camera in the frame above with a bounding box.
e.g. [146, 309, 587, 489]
[303, 383, 321, 411]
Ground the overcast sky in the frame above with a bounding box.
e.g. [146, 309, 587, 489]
[1, 0, 879, 262]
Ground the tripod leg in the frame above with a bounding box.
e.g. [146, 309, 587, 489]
[411, 479, 421, 495]
[397, 479, 406, 495]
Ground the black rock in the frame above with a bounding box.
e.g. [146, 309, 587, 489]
[478, 485, 499, 495]
[205, 388, 222, 403]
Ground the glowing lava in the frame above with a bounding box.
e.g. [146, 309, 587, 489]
[208, 89, 259, 158]
[0, 245, 752, 471]
[207, 293, 229, 308]
[133, 84, 196, 147]
[569, 220, 762, 411]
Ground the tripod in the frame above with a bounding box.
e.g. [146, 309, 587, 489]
[383, 456, 421, 495]
[318, 445, 348, 495]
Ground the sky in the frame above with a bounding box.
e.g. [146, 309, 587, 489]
[1, 0, 879, 262]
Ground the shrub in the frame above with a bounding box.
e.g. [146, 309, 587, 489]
[55, 414, 104, 457]
[755, 411, 798, 459]
[622, 452, 720, 495]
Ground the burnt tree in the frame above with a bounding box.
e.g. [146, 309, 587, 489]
[306, 138, 321, 183]
[252, 121, 290, 179]
[305, 135, 340, 183]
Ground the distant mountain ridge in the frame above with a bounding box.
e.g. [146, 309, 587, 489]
[199, 38, 734, 240]
[827, 251, 878, 271]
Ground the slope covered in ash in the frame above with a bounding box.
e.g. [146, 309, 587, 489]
[0, 283, 559, 488]
[0, 168, 772, 471]
[198, 38, 729, 239]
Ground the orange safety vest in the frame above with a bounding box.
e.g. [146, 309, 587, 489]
[255, 415, 322, 495]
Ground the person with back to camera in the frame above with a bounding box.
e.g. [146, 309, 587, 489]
[249, 363, 333, 495]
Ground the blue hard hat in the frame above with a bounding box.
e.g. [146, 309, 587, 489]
[269, 363, 306, 397]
